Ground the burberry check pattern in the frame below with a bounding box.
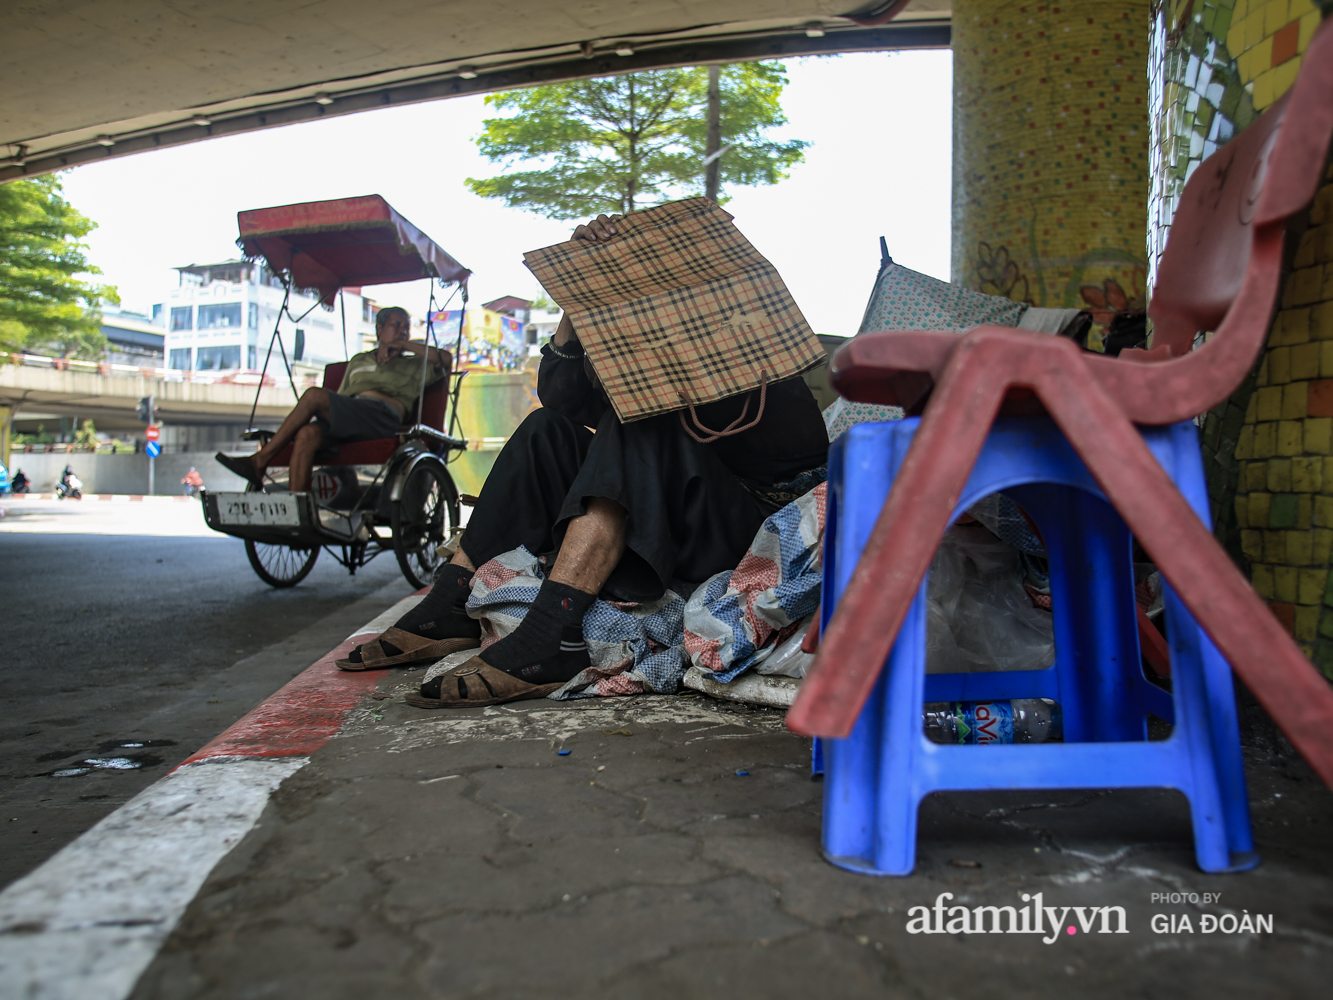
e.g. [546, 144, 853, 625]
[523, 198, 826, 423]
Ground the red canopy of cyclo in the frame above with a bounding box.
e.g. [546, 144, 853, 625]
[236, 195, 470, 305]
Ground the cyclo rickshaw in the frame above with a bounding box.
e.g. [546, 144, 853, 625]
[202, 195, 471, 589]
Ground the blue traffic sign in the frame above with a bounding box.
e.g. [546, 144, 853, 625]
[145, 441, 161, 458]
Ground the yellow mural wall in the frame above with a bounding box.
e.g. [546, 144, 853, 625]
[1233, 163, 1333, 665]
[952, 0, 1152, 348]
[445, 369, 541, 498]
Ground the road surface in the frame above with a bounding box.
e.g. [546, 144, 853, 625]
[0, 497, 414, 888]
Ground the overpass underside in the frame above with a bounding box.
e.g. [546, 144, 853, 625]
[0, 0, 950, 183]
[0, 360, 299, 431]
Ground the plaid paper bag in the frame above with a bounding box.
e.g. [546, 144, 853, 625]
[523, 198, 825, 423]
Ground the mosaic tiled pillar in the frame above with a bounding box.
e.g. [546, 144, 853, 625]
[1147, 0, 1323, 289]
[1144, 0, 1330, 669]
[952, 0, 1152, 347]
[1233, 163, 1333, 669]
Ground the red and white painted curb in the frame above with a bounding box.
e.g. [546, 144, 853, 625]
[0, 592, 424, 1000]
[4, 494, 198, 502]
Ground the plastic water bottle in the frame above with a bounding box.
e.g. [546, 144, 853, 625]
[923, 699, 1063, 744]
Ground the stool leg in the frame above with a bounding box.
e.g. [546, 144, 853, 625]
[823, 590, 930, 876]
[1163, 585, 1259, 872]
[876, 593, 931, 875]
[1011, 485, 1144, 742]
[822, 671, 884, 871]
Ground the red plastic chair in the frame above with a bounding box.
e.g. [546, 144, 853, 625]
[268, 356, 452, 469]
[788, 19, 1333, 789]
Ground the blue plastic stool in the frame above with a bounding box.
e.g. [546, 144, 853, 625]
[819, 416, 1258, 875]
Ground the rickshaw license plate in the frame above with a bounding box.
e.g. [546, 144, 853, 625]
[215, 493, 301, 527]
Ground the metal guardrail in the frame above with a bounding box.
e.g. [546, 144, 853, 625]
[0, 351, 322, 391]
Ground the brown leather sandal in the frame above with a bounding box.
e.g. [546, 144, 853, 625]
[335, 630, 478, 671]
[403, 657, 563, 709]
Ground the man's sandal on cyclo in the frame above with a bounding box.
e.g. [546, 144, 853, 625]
[335, 631, 478, 671]
[404, 657, 562, 709]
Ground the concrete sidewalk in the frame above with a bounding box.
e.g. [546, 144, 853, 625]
[4, 596, 1332, 999]
[137, 694, 1333, 996]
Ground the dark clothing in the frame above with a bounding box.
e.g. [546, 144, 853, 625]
[536, 344, 829, 483]
[462, 341, 829, 603]
[314, 392, 403, 459]
[461, 407, 776, 602]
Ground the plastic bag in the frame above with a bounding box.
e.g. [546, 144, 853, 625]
[743, 516, 1052, 683]
[755, 620, 816, 678]
[925, 523, 1055, 674]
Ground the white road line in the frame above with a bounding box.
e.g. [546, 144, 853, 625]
[0, 757, 305, 1000]
[0, 585, 410, 999]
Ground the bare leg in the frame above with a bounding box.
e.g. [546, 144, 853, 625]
[450, 497, 625, 591]
[251, 387, 333, 472]
[548, 498, 627, 594]
[288, 424, 325, 492]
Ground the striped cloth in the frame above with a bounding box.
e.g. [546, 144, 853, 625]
[465, 547, 693, 699]
[681, 483, 827, 682]
[459, 478, 827, 698]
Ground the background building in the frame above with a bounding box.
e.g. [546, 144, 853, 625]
[481, 295, 564, 352]
[154, 260, 381, 379]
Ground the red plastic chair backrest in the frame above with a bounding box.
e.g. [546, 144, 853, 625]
[1148, 19, 1333, 359]
[320, 353, 452, 432]
[323, 361, 348, 392]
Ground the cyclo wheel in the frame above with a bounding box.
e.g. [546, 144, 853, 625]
[391, 458, 457, 590]
[241, 479, 319, 588]
[244, 539, 320, 588]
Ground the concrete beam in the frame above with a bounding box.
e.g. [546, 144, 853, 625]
[0, 364, 298, 424]
[0, 18, 948, 183]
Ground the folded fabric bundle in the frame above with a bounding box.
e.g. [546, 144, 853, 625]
[858, 260, 1087, 338]
[458, 546, 695, 699]
[683, 483, 827, 683]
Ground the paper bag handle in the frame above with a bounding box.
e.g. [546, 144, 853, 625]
[677, 374, 768, 443]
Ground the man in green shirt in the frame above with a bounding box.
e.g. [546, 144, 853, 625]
[215, 306, 446, 492]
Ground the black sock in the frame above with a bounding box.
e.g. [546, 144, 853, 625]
[348, 563, 479, 662]
[480, 580, 594, 676]
[395, 563, 481, 638]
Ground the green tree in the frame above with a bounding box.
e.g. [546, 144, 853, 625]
[73, 418, 99, 450]
[465, 62, 808, 219]
[0, 175, 115, 359]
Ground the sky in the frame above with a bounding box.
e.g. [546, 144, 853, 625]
[59, 50, 953, 338]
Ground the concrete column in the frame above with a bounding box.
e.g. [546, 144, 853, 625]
[951, 0, 1152, 346]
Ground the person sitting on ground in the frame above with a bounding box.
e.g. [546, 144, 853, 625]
[215, 307, 446, 493]
[338, 213, 830, 710]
